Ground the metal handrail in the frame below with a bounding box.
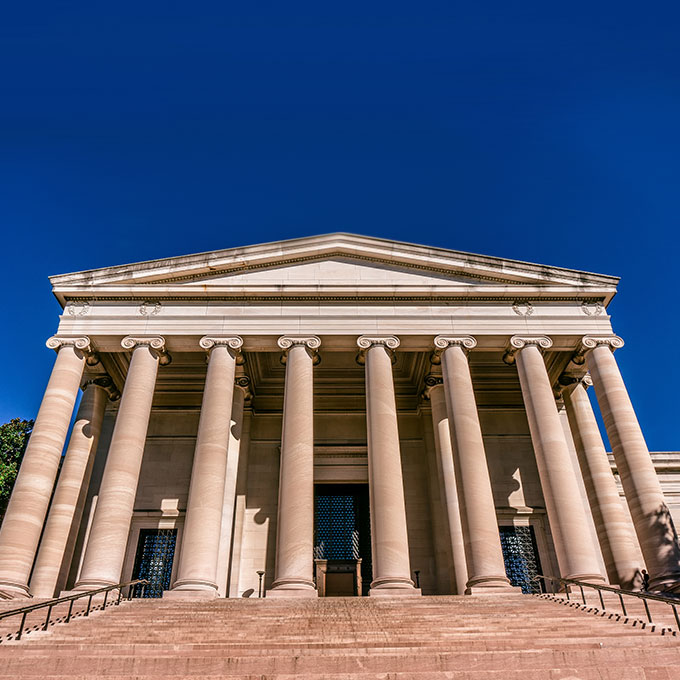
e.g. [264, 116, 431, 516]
[533, 573, 680, 634]
[0, 578, 149, 642]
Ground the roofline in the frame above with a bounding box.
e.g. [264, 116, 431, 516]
[49, 232, 621, 287]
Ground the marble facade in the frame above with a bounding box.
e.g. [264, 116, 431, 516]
[1, 233, 679, 600]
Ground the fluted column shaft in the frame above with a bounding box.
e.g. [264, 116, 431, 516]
[75, 337, 167, 589]
[584, 338, 680, 592]
[0, 337, 92, 597]
[436, 337, 511, 593]
[172, 338, 242, 596]
[30, 379, 112, 597]
[268, 336, 320, 596]
[427, 379, 468, 595]
[562, 378, 642, 589]
[358, 336, 418, 596]
[509, 337, 604, 582]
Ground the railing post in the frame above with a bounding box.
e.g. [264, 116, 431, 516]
[597, 590, 605, 610]
[672, 604, 680, 632]
[16, 611, 27, 641]
[643, 597, 653, 623]
[102, 590, 108, 611]
[66, 599, 74, 623]
[618, 592, 627, 617]
[85, 594, 93, 617]
[43, 604, 53, 631]
[579, 585, 586, 604]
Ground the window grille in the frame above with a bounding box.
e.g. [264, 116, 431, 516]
[131, 528, 177, 598]
[499, 525, 543, 594]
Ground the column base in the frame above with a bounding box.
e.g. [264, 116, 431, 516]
[165, 589, 218, 601]
[0, 580, 31, 599]
[465, 585, 522, 595]
[464, 574, 515, 595]
[369, 587, 421, 597]
[369, 576, 420, 596]
[266, 588, 318, 598]
[649, 572, 680, 594]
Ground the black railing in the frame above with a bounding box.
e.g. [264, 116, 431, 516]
[0, 579, 149, 642]
[533, 573, 680, 635]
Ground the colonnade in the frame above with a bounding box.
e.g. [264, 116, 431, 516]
[0, 332, 679, 599]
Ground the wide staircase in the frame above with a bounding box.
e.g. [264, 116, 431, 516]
[0, 593, 679, 679]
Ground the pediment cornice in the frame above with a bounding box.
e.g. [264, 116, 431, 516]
[49, 233, 619, 306]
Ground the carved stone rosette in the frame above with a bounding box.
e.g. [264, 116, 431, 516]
[572, 335, 625, 365]
[121, 336, 172, 365]
[431, 335, 477, 365]
[200, 336, 245, 364]
[356, 335, 400, 365]
[503, 335, 553, 365]
[46, 336, 100, 366]
[278, 336, 321, 365]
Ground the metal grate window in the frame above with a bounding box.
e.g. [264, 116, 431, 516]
[131, 528, 177, 598]
[314, 485, 372, 595]
[314, 494, 359, 560]
[499, 525, 543, 594]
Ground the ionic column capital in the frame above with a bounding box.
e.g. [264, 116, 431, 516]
[572, 335, 625, 365]
[503, 335, 553, 365]
[200, 336, 245, 363]
[121, 336, 171, 365]
[234, 374, 253, 402]
[356, 335, 399, 365]
[81, 375, 121, 401]
[557, 372, 593, 393]
[431, 335, 477, 364]
[277, 336, 321, 365]
[46, 336, 99, 366]
[422, 373, 444, 400]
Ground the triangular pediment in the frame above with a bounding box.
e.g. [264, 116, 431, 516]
[49, 233, 619, 304]
[181, 257, 489, 287]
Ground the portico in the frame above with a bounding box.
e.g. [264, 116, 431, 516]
[1, 234, 679, 600]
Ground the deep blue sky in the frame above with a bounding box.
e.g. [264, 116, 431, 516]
[1, 3, 678, 449]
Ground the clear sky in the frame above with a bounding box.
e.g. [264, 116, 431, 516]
[1, 2, 678, 449]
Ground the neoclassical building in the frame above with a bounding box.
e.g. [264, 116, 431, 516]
[1, 234, 679, 600]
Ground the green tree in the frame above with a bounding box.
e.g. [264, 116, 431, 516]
[0, 418, 34, 522]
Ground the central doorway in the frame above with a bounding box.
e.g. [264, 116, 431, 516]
[314, 484, 371, 596]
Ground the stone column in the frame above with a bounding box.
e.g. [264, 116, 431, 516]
[30, 376, 119, 598]
[216, 375, 251, 597]
[424, 373, 468, 595]
[0, 336, 95, 598]
[268, 336, 320, 597]
[505, 336, 604, 583]
[357, 336, 419, 596]
[74, 337, 169, 590]
[578, 336, 680, 592]
[170, 337, 243, 597]
[560, 375, 642, 589]
[435, 336, 512, 593]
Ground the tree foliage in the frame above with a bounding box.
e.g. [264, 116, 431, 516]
[0, 418, 34, 521]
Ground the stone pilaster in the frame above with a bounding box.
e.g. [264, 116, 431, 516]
[506, 336, 605, 583]
[74, 337, 168, 590]
[0, 337, 95, 598]
[435, 336, 512, 593]
[357, 336, 419, 596]
[578, 335, 680, 592]
[268, 336, 320, 597]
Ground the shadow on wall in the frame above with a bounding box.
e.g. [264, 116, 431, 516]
[654, 503, 680, 566]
